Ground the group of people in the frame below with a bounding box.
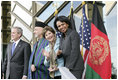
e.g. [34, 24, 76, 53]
[2, 16, 84, 79]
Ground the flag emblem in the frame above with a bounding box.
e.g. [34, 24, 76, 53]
[89, 35, 109, 65]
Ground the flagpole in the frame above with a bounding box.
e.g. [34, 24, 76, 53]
[53, 2, 58, 18]
[69, 1, 73, 19]
[71, 1, 73, 8]
[81, 1, 86, 57]
[93, 1, 95, 4]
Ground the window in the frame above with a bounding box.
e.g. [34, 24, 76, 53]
[48, 1, 82, 28]
[13, 5, 32, 26]
[38, 1, 64, 22]
[13, 20, 32, 41]
[37, 1, 47, 5]
[105, 4, 117, 69]
[18, 1, 32, 10]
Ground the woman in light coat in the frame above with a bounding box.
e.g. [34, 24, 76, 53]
[42, 26, 64, 79]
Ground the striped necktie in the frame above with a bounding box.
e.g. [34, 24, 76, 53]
[12, 42, 16, 56]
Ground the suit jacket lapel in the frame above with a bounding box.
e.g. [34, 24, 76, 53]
[11, 40, 22, 58]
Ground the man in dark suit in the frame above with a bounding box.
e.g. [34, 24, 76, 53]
[2, 27, 31, 79]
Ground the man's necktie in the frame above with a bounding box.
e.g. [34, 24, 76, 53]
[12, 42, 16, 56]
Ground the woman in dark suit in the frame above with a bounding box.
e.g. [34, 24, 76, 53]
[54, 16, 84, 79]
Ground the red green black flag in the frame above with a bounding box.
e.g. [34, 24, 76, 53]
[85, 2, 111, 79]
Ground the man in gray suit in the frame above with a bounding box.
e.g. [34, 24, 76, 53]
[2, 27, 31, 79]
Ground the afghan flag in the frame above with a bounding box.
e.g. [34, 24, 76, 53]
[85, 2, 111, 79]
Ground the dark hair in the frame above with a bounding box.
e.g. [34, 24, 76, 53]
[54, 16, 71, 31]
[42, 26, 55, 38]
[35, 21, 47, 28]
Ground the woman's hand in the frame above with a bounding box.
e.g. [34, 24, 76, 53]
[48, 66, 58, 72]
[31, 64, 36, 72]
[42, 49, 50, 58]
[2, 73, 4, 79]
[57, 50, 62, 55]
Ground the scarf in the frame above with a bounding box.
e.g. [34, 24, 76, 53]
[49, 42, 57, 78]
